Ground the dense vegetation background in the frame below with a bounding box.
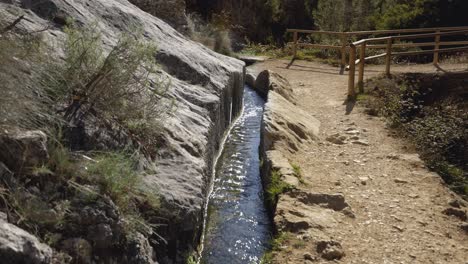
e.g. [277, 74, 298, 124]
[185, 0, 468, 44]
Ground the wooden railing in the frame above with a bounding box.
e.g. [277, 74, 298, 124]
[286, 26, 468, 98]
[287, 26, 468, 67]
[347, 28, 468, 98]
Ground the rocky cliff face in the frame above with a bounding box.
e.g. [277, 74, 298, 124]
[128, 0, 189, 33]
[186, 0, 316, 43]
[0, 0, 244, 263]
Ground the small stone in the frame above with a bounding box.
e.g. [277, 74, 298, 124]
[443, 208, 467, 221]
[335, 181, 341, 186]
[386, 154, 400, 160]
[345, 129, 360, 135]
[408, 194, 420, 199]
[392, 225, 405, 232]
[359, 177, 369, 185]
[394, 178, 409, 184]
[326, 134, 347, 145]
[304, 253, 316, 261]
[342, 207, 356, 218]
[459, 223, 468, 233]
[316, 240, 345, 260]
[449, 199, 466, 209]
[352, 140, 369, 146]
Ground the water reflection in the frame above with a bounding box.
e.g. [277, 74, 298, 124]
[201, 87, 271, 264]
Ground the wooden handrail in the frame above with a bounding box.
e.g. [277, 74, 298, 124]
[347, 28, 468, 98]
[286, 26, 468, 72]
[287, 26, 468, 36]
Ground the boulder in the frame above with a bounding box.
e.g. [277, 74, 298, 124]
[0, 127, 48, 172]
[126, 232, 158, 264]
[60, 238, 92, 264]
[245, 72, 256, 88]
[261, 91, 320, 153]
[254, 70, 295, 102]
[0, 218, 53, 264]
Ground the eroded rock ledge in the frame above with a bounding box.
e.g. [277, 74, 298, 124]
[254, 69, 353, 261]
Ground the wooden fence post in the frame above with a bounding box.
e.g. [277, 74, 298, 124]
[433, 30, 441, 65]
[358, 42, 367, 93]
[348, 45, 357, 99]
[385, 38, 392, 76]
[340, 34, 348, 73]
[292, 31, 298, 59]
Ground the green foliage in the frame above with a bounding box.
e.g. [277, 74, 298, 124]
[48, 22, 168, 123]
[265, 170, 294, 209]
[291, 163, 305, 184]
[86, 152, 139, 209]
[362, 74, 468, 197]
[260, 232, 292, 264]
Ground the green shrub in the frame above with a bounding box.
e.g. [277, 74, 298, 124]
[265, 170, 294, 209]
[291, 163, 305, 184]
[40, 22, 170, 147]
[86, 152, 139, 208]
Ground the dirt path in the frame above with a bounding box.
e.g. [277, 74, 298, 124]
[250, 60, 468, 264]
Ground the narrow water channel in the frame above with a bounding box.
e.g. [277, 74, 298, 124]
[201, 86, 271, 264]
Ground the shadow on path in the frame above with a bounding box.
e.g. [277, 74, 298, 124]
[344, 99, 356, 115]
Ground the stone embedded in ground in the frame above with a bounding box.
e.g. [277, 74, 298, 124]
[392, 225, 405, 232]
[359, 177, 369, 185]
[304, 253, 316, 261]
[326, 133, 347, 145]
[394, 178, 409, 184]
[288, 191, 350, 212]
[443, 208, 467, 221]
[352, 139, 370, 146]
[0, 218, 53, 263]
[316, 240, 345, 260]
[459, 223, 468, 233]
[0, 127, 48, 173]
[449, 199, 466, 209]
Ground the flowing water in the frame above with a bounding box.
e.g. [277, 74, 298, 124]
[201, 86, 271, 264]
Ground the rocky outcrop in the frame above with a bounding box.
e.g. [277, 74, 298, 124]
[261, 91, 319, 153]
[0, 127, 49, 173]
[256, 70, 354, 261]
[254, 70, 295, 102]
[0, 218, 53, 264]
[129, 0, 189, 33]
[1, 0, 244, 262]
[256, 69, 320, 213]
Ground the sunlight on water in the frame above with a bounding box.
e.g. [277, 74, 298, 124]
[201, 87, 271, 264]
